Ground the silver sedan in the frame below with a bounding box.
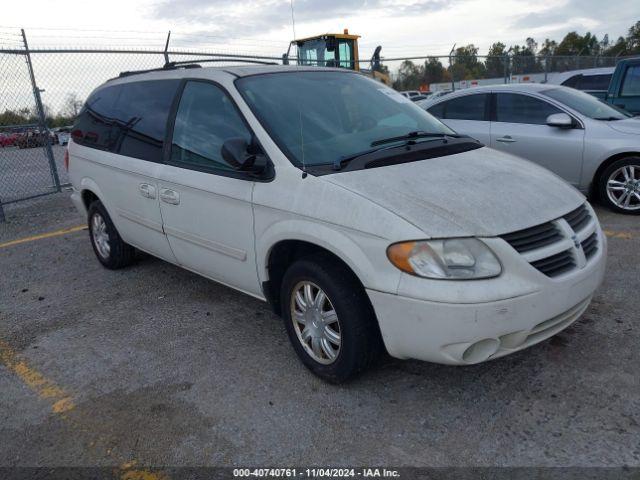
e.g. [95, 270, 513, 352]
[417, 84, 640, 214]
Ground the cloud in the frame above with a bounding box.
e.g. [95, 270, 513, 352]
[511, 0, 639, 37]
[153, 0, 456, 37]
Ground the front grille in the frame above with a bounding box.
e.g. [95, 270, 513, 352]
[501, 222, 562, 253]
[501, 203, 599, 278]
[581, 232, 598, 259]
[530, 250, 576, 277]
[564, 204, 591, 232]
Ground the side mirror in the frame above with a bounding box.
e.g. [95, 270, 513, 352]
[221, 137, 267, 174]
[546, 113, 573, 128]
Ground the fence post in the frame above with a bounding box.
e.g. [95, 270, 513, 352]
[503, 54, 509, 84]
[21, 28, 61, 193]
[163, 30, 171, 65]
[544, 55, 549, 83]
[449, 44, 456, 91]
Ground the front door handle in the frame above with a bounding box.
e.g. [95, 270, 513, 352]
[496, 135, 516, 143]
[139, 183, 156, 199]
[160, 188, 180, 205]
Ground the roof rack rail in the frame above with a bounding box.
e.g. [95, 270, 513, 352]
[113, 57, 279, 81]
[117, 63, 201, 78]
[165, 58, 279, 67]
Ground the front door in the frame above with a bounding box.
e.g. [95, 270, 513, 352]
[158, 80, 262, 297]
[490, 92, 584, 186]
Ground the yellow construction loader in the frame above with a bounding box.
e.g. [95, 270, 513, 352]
[283, 29, 391, 86]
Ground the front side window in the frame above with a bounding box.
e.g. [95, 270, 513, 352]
[621, 65, 640, 96]
[170, 81, 251, 173]
[541, 88, 630, 120]
[495, 93, 562, 125]
[236, 71, 454, 169]
[441, 94, 487, 121]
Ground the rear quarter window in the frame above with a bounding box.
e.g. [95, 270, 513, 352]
[73, 79, 180, 162]
[427, 102, 445, 118]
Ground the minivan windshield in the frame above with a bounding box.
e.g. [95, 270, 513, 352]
[236, 71, 456, 168]
[541, 87, 632, 120]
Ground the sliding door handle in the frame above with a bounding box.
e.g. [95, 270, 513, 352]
[160, 188, 180, 205]
[139, 183, 156, 199]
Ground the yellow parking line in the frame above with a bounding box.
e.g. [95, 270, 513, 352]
[0, 225, 86, 249]
[0, 339, 75, 414]
[0, 337, 168, 478]
[604, 230, 634, 240]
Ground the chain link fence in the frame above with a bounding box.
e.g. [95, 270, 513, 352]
[377, 54, 632, 92]
[0, 28, 634, 221]
[0, 31, 285, 220]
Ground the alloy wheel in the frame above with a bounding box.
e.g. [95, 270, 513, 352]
[606, 165, 640, 211]
[290, 281, 341, 365]
[91, 213, 111, 259]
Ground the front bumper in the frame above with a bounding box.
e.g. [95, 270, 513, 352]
[368, 229, 607, 365]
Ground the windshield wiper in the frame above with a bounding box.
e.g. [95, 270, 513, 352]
[370, 130, 460, 147]
[333, 134, 460, 171]
[333, 144, 398, 171]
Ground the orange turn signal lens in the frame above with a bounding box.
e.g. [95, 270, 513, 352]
[386, 241, 417, 274]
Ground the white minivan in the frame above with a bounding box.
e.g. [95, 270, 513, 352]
[68, 65, 606, 382]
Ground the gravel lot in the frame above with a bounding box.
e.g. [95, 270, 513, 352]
[0, 193, 638, 470]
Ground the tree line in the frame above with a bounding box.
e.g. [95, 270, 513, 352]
[0, 93, 83, 128]
[393, 20, 640, 91]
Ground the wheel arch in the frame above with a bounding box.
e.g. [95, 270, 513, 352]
[591, 151, 640, 199]
[258, 222, 382, 315]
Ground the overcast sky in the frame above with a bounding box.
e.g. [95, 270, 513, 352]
[2, 0, 638, 58]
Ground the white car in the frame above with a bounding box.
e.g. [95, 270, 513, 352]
[546, 67, 614, 98]
[400, 90, 422, 98]
[56, 128, 71, 146]
[68, 66, 606, 382]
[420, 83, 640, 214]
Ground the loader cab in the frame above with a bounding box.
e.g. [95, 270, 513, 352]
[286, 30, 361, 71]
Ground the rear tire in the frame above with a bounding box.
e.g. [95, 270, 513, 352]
[598, 156, 640, 214]
[280, 253, 383, 383]
[88, 200, 136, 269]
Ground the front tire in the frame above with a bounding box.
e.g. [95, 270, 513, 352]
[280, 254, 383, 383]
[88, 200, 136, 269]
[598, 157, 640, 214]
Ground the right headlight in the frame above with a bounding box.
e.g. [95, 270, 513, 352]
[386, 238, 502, 280]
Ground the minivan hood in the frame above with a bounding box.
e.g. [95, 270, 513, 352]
[324, 147, 584, 238]
[606, 117, 640, 135]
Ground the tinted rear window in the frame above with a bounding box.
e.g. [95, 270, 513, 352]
[73, 79, 180, 162]
[441, 94, 487, 121]
[576, 74, 611, 91]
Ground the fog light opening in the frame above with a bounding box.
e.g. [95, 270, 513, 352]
[462, 338, 500, 363]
